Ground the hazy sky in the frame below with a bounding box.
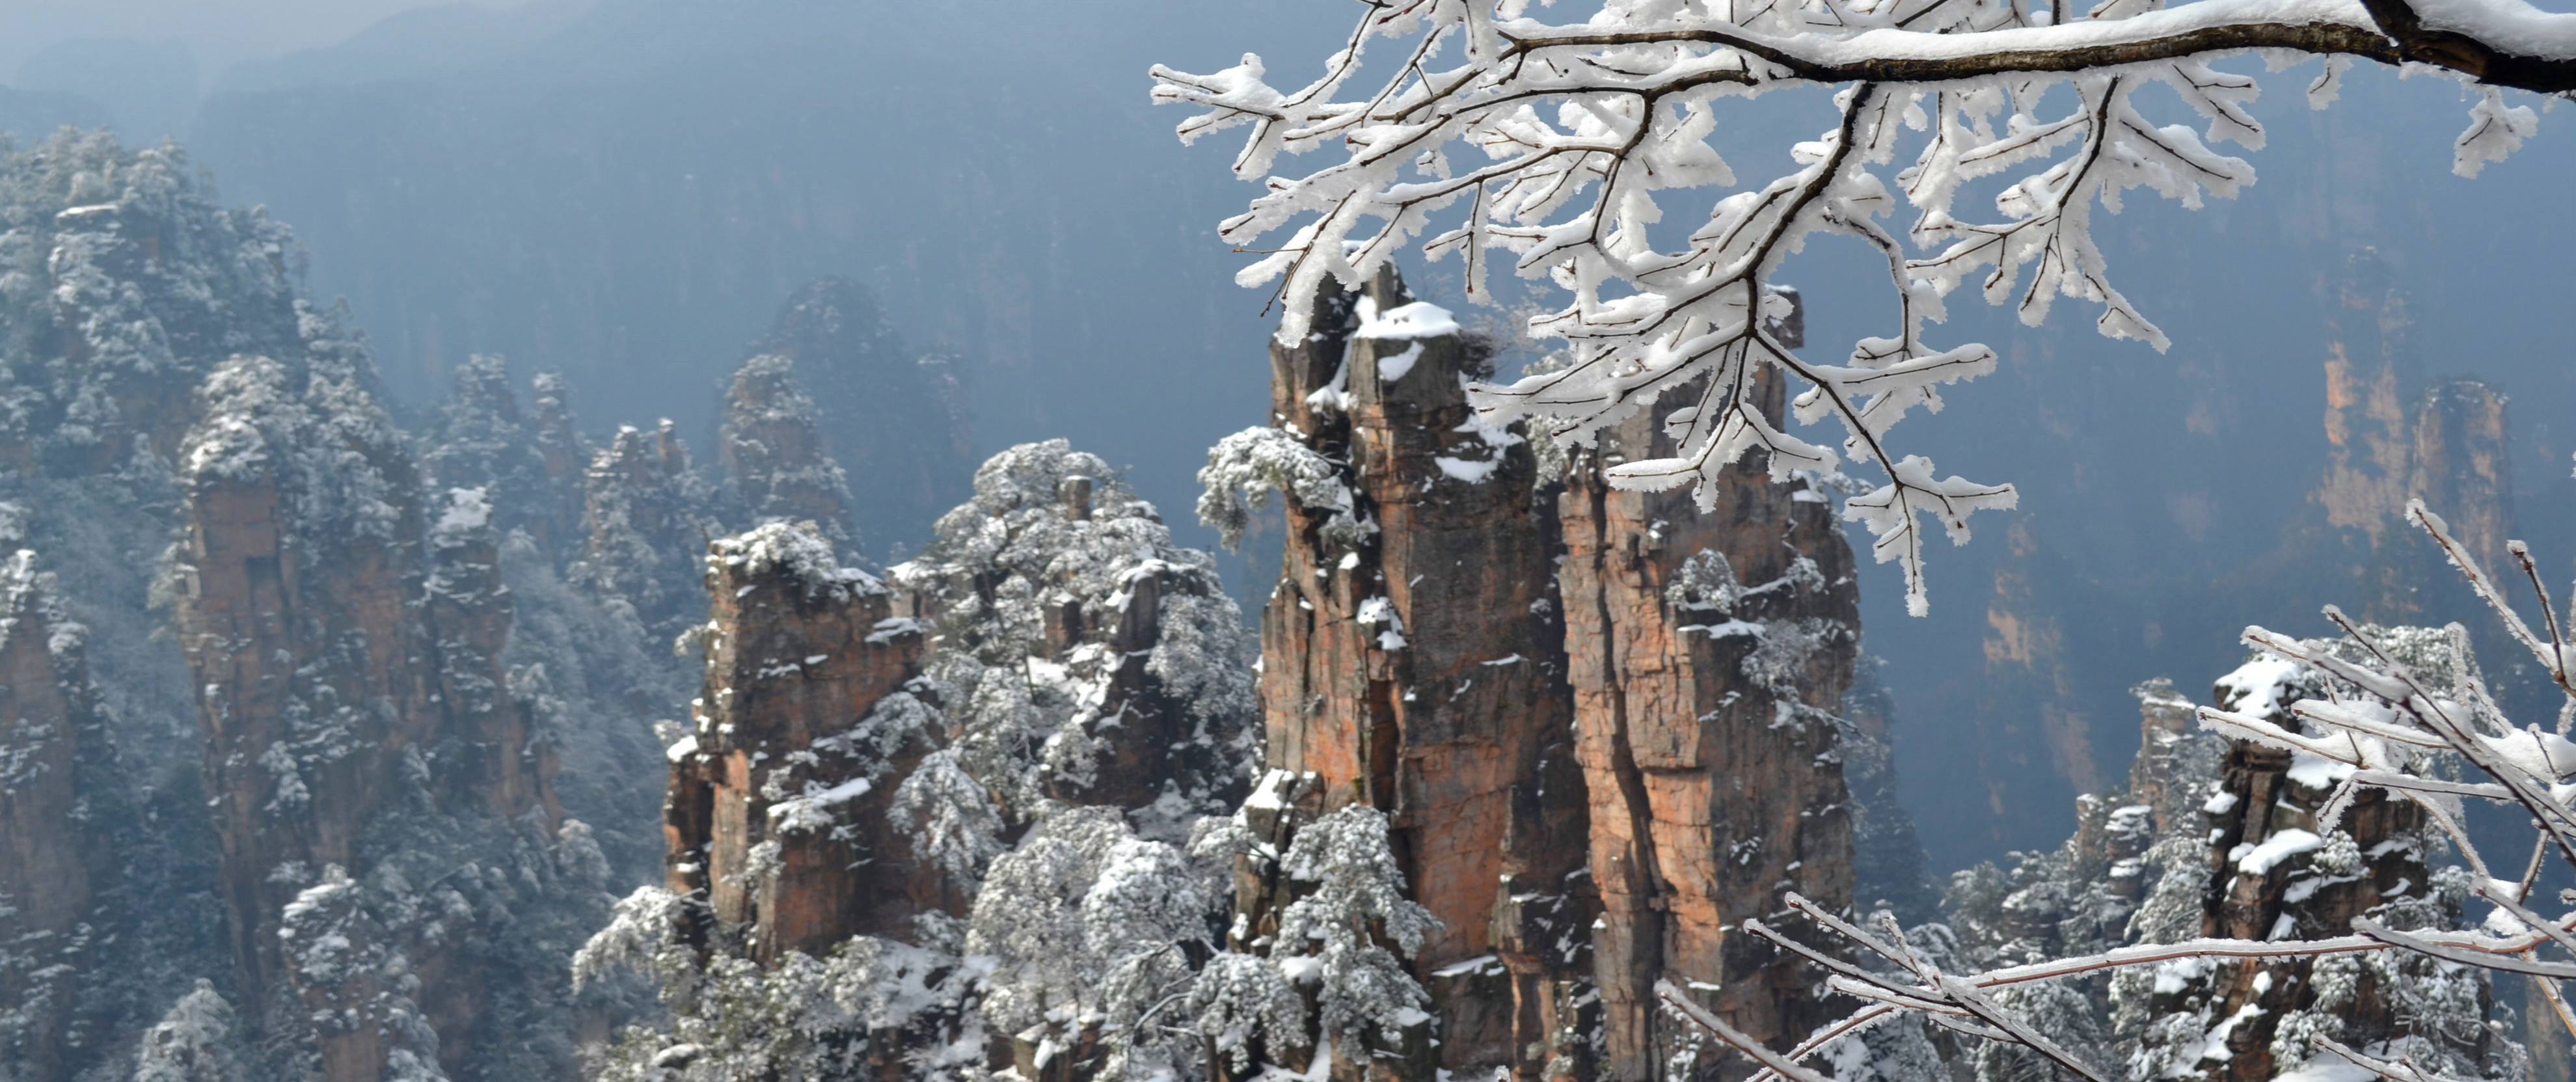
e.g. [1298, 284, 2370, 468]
[1, 0, 515, 88]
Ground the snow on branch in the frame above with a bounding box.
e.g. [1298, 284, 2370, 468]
[1157, 0, 2558, 612]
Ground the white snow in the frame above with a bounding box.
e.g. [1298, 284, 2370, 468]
[2285, 750, 2355, 790]
[2236, 829, 2322, 876]
[2214, 655, 2306, 719]
[1378, 340, 1426, 382]
[434, 487, 492, 543]
[1357, 595, 1407, 651]
[2481, 728, 2576, 779]
[1355, 299, 1460, 341]
[1433, 455, 1502, 483]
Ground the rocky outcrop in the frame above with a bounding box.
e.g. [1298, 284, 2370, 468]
[573, 420, 719, 636]
[2156, 638, 2497, 1082]
[593, 449, 1258, 1082]
[718, 354, 857, 545]
[0, 552, 102, 1082]
[1556, 349, 1860, 1081]
[1944, 653, 2511, 1082]
[894, 440, 1256, 826]
[1202, 271, 1864, 1082]
[664, 522, 953, 960]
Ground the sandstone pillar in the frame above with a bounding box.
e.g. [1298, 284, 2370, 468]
[1555, 353, 1861, 1080]
[1249, 268, 1589, 1081]
[664, 522, 953, 961]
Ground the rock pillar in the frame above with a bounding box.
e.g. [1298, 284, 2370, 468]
[664, 522, 953, 961]
[1556, 352, 1860, 1080]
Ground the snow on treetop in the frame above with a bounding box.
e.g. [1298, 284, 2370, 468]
[2214, 654, 2309, 719]
[709, 521, 884, 599]
[433, 487, 493, 547]
[1353, 297, 1460, 341]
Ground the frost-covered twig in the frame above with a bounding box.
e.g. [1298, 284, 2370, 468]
[1160, 0, 2558, 611]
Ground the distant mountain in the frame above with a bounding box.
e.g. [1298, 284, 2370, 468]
[186, 0, 1353, 554]
[0, 85, 109, 146]
[11, 38, 193, 144]
[210, 0, 596, 95]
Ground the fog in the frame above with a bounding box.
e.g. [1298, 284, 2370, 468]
[10, 0, 2569, 878]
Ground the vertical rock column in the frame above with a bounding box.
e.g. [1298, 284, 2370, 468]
[664, 522, 952, 962]
[1554, 340, 1862, 1079]
[2409, 377, 2511, 577]
[574, 420, 718, 636]
[2171, 649, 2493, 1082]
[0, 552, 99, 1082]
[172, 356, 430, 999]
[170, 355, 443, 1079]
[529, 370, 590, 558]
[422, 486, 558, 824]
[1251, 269, 1591, 1081]
[717, 354, 858, 544]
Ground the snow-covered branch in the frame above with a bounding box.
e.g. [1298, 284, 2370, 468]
[1158, 0, 2554, 611]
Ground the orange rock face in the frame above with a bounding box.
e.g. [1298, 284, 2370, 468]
[1245, 269, 1588, 1081]
[1556, 361, 1859, 1081]
[664, 522, 956, 962]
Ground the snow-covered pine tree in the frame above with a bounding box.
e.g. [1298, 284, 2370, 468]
[891, 439, 1256, 833]
[1189, 800, 1440, 1080]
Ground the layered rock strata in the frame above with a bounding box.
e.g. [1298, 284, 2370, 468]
[1556, 352, 1860, 1080]
[1945, 656, 2512, 1082]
